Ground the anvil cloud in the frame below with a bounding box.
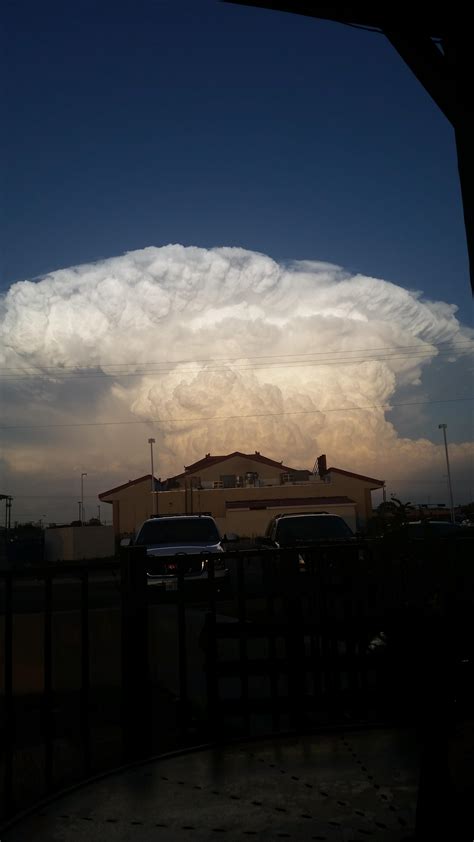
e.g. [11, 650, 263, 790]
[1, 245, 472, 521]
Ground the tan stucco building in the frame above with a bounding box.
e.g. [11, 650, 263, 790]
[99, 451, 384, 538]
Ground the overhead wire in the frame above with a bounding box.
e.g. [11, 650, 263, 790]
[0, 396, 471, 430]
[0, 339, 471, 371]
[0, 342, 471, 381]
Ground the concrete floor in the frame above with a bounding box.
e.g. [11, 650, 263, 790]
[3, 728, 419, 841]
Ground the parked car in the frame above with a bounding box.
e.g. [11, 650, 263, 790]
[256, 512, 365, 569]
[261, 512, 356, 547]
[121, 515, 234, 589]
[384, 520, 468, 542]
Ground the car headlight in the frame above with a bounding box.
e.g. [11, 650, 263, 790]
[203, 557, 226, 571]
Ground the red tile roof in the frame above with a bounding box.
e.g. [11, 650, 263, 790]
[99, 474, 154, 501]
[226, 496, 355, 510]
[100, 458, 384, 501]
[168, 451, 306, 482]
[326, 467, 384, 487]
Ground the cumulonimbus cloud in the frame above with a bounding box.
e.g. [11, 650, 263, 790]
[1, 244, 473, 514]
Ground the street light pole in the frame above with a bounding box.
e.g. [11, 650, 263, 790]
[81, 472, 87, 525]
[148, 438, 156, 516]
[438, 424, 455, 523]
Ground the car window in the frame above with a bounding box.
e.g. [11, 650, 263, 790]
[136, 519, 220, 545]
[265, 519, 275, 538]
[410, 522, 460, 537]
[275, 516, 353, 544]
[388, 522, 462, 541]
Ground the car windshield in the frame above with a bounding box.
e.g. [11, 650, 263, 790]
[405, 522, 460, 538]
[136, 518, 220, 546]
[276, 516, 353, 544]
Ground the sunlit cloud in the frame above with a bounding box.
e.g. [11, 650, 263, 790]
[1, 244, 473, 520]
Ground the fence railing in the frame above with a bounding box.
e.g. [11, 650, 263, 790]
[0, 559, 120, 821]
[1, 537, 473, 824]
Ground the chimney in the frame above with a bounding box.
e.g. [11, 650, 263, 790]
[317, 454, 327, 477]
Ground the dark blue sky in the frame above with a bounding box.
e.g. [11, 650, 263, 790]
[2, 0, 472, 321]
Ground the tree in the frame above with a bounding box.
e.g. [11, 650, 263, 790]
[369, 496, 414, 535]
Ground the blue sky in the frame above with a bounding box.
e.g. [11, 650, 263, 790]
[2, 0, 471, 319]
[1, 0, 473, 521]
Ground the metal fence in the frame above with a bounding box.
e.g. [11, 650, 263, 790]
[0, 559, 121, 821]
[1, 537, 473, 823]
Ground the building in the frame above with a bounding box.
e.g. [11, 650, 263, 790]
[99, 452, 384, 538]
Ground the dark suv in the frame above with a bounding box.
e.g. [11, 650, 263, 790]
[258, 512, 365, 569]
[264, 512, 355, 547]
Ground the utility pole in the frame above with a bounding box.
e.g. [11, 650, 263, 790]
[148, 438, 156, 516]
[81, 473, 87, 525]
[97, 504, 101, 524]
[438, 424, 455, 523]
[2, 495, 13, 530]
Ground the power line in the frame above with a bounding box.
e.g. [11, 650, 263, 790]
[8, 494, 103, 499]
[0, 396, 471, 430]
[0, 340, 471, 378]
[0, 347, 471, 382]
[1, 340, 468, 368]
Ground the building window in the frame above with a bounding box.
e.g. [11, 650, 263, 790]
[220, 474, 236, 488]
[245, 472, 259, 486]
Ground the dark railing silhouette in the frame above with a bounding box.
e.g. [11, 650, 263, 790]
[1, 536, 473, 826]
[1, 559, 120, 821]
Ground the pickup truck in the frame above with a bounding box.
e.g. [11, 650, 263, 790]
[121, 514, 234, 589]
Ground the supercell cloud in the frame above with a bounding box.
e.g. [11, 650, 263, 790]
[1, 244, 473, 519]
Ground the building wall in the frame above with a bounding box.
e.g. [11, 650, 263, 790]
[44, 526, 115, 562]
[326, 473, 377, 526]
[111, 484, 366, 537]
[105, 480, 155, 535]
[155, 480, 335, 520]
[102, 468, 380, 537]
[172, 454, 306, 488]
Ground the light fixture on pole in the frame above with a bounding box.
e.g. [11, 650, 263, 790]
[438, 424, 455, 523]
[148, 438, 156, 515]
[81, 472, 87, 525]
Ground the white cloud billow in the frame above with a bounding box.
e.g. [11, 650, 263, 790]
[1, 244, 473, 507]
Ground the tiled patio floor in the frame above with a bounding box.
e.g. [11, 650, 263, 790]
[4, 728, 419, 841]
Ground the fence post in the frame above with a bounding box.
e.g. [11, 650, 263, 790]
[282, 549, 306, 730]
[121, 545, 150, 762]
[202, 610, 219, 740]
[177, 557, 189, 736]
[3, 572, 14, 817]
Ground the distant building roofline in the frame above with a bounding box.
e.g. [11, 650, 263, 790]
[99, 459, 385, 501]
[327, 467, 384, 487]
[99, 474, 155, 501]
[167, 450, 309, 483]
